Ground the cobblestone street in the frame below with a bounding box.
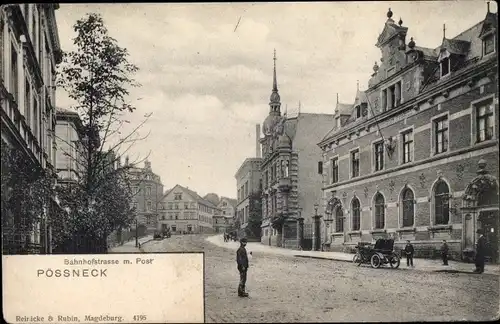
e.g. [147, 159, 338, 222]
[142, 235, 499, 323]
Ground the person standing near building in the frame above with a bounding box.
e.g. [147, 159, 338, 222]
[236, 238, 249, 297]
[404, 240, 414, 267]
[441, 240, 449, 266]
[474, 229, 487, 274]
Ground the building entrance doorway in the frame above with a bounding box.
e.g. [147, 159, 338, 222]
[479, 210, 499, 263]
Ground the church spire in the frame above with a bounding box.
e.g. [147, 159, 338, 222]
[269, 49, 281, 112]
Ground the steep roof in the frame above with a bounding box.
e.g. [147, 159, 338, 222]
[164, 184, 219, 208]
[221, 197, 237, 208]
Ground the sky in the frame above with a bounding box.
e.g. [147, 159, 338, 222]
[55, 1, 497, 198]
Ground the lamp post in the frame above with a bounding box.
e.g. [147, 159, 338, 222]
[135, 218, 139, 248]
[313, 203, 322, 251]
[296, 208, 303, 250]
[324, 208, 333, 249]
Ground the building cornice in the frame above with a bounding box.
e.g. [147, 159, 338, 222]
[318, 57, 497, 148]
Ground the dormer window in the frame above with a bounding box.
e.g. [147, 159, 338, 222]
[484, 34, 495, 55]
[355, 106, 361, 119]
[440, 57, 450, 77]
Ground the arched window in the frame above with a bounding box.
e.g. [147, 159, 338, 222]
[401, 188, 414, 227]
[434, 180, 450, 225]
[374, 193, 385, 229]
[335, 207, 344, 233]
[351, 198, 361, 231]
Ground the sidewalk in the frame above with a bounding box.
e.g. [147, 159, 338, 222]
[108, 235, 154, 253]
[206, 234, 500, 275]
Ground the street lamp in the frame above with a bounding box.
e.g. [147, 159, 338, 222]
[313, 203, 322, 251]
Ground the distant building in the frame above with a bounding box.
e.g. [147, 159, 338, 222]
[318, 7, 498, 261]
[235, 156, 262, 239]
[159, 184, 220, 234]
[259, 52, 336, 249]
[55, 107, 83, 184]
[213, 197, 237, 233]
[127, 159, 164, 233]
[1, 4, 62, 254]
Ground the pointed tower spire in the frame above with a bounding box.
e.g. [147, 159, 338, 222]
[273, 48, 278, 92]
[443, 23, 446, 39]
[357, 80, 359, 91]
[336, 93, 339, 104]
[269, 49, 281, 113]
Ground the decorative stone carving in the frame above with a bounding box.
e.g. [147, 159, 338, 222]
[364, 187, 369, 199]
[419, 173, 426, 189]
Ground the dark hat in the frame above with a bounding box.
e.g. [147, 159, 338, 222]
[240, 237, 247, 243]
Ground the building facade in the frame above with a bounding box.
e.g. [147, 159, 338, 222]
[159, 184, 219, 234]
[1, 4, 62, 253]
[259, 52, 336, 249]
[318, 8, 499, 261]
[213, 197, 237, 233]
[127, 159, 164, 233]
[55, 107, 83, 184]
[235, 157, 262, 239]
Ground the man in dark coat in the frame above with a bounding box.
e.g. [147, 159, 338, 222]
[474, 229, 487, 274]
[441, 240, 449, 265]
[404, 240, 415, 267]
[236, 237, 249, 297]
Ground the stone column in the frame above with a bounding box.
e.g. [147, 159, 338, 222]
[395, 82, 401, 106]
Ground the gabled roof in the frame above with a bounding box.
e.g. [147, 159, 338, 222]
[440, 38, 471, 55]
[163, 184, 219, 208]
[220, 197, 237, 208]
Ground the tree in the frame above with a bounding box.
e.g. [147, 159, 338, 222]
[1, 142, 56, 254]
[246, 191, 262, 239]
[55, 13, 149, 252]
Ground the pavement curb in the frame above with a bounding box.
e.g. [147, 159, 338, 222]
[294, 255, 352, 263]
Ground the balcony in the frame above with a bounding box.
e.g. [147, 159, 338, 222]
[278, 177, 292, 191]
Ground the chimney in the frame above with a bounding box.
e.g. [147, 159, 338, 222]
[256, 124, 261, 158]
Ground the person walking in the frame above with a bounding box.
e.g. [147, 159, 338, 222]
[236, 238, 249, 297]
[404, 240, 414, 267]
[474, 229, 487, 274]
[441, 240, 449, 266]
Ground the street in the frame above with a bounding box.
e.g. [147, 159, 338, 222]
[142, 235, 499, 323]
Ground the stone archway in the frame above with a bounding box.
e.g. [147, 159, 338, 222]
[462, 159, 499, 263]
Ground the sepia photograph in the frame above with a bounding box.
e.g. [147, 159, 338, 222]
[1, 1, 499, 323]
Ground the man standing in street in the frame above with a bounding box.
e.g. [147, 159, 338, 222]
[236, 237, 249, 297]
[441, 240, 449, 266]
[404, 240, 414, 267]
[474, 229, 487, 274]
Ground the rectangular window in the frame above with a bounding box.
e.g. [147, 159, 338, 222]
[174, 193, 182, 200]
[10, 46, 18, 102]
[441, 57, 450, 77]
[402, 130, 413, 164]
[484, 34, 495, 55]
[168, 202, 173, 209]
[476, 100, 494, 142]
[434, 117, 448, 154]
[356, 106, 361, 119]
[184, 202, 189, 209]
[25, 79, 31, 124]
[146, 201, 152, 211]
[146, 187, 151, 195]
[331, 158, 338, 184]
[171, 225, 176, 232]
[351, 150, 360, 178]
[374, 142, 384, 171]
[174, 203, 179, 210]
[33, 97, 38, 141]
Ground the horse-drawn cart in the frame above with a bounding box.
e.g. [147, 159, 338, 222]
[353, 239, 400, 269]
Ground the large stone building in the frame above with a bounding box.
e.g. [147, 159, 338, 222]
[235, 156, 262, 239]
[213, 197, 237, 234]
[55, 107, 83, 184]
[159, 184, 219, 234]
[318, 7, 498, 261]
[1, 4, 62, 254]
[127, 159, 164, 234]
[259, 51, 336, 249]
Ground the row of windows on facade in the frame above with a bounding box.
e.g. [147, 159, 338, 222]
[329, 180, 451, 233]
[238, 181, 249, 202]
[238, 205, 250, 223]
[133, 200, 219, 214]
[128, 173, 156, 180]
[330, 99, 495, 183]
[262, 194, 278, 218]
[169, 225, 193, 233]
[263, 160, 290, 189]
[159, 212, 210, 223]
[3, 5, 57, 163]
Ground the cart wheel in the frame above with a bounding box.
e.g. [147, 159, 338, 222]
[371, 254, 382, 268]
[389, 253, 400, 269]
[353, 253, 363, 266]
[352, 253, 359, 263]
